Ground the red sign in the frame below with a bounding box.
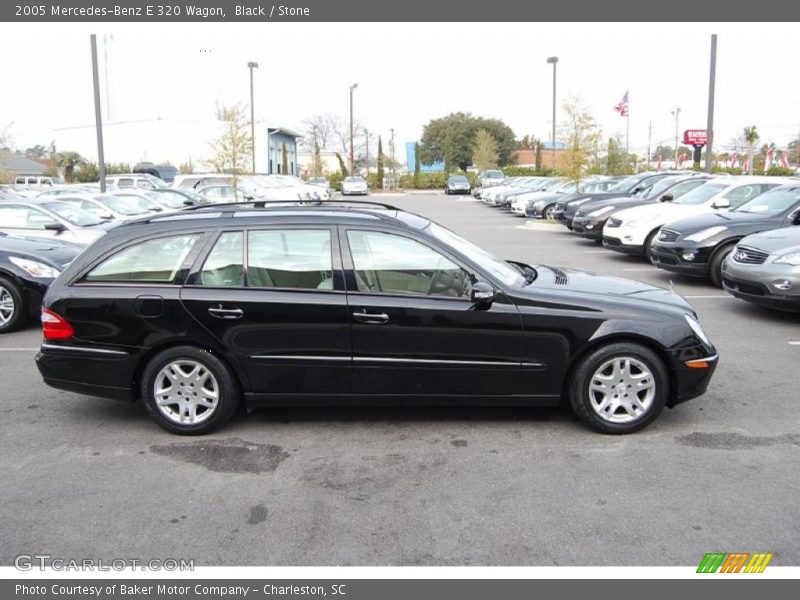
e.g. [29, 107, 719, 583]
[684, 129, 708, 145]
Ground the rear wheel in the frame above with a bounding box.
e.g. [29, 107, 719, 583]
[568, 342, 668, 434]
[141, 346, 239, 435]
[644, 229, 659, 260]
[0, 276, 25, 334]
[709, 243, 736, 288]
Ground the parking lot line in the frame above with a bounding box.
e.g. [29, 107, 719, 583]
[0, 348, 39, 352]
[622, 268, 656, 271]
[682, 295, 731, 299]
[789, 341, 800, 346]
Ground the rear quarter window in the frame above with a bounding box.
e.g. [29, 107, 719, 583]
[83, 234, 200, 283]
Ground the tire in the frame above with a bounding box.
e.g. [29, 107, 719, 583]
[141, 346, 239, 435]
[0, 275, 26, 334]
[568, 342, 668, 434]
[543, 204, 556, 221]
[644, 229, 659, 260]
[709, 243, 735, 288]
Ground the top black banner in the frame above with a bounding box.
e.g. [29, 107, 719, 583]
[3, 0, 799, 22]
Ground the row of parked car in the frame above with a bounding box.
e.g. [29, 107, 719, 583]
[473, 172, 800, 313]
[0, 172, 334, 333]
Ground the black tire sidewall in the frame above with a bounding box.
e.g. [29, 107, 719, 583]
[710, 243, 735, 288]
[141, 346, 239, 435]
[0, 275, 26, 333]
[569, 342, 668, 434]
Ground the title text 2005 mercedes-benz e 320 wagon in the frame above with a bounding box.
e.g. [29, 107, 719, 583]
[35, 200, 718, 435]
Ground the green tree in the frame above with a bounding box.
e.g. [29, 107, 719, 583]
[179, 159, 194, 174]
[206, 103, 252, 187]
[558, 96, 601, 183]
[606, 135, 634, 175]
[534, 138, 543, 172]
[419, 112, 516, 171]
[471, 129, 499, 171]
[312, 139, 323, 177]
[281, 142, 289, 174]
[413, 142, 421, 188]
[24, 145, 48, 160]
[744, 125, 759, 176]
[376, 136, 385, 187]
[74, 162, 99, 183]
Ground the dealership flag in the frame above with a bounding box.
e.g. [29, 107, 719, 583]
[764, 146, 775, 173]
[614, 91, 629, 117]
[780, 151, 790, 169]
[731, 152, 740, 169]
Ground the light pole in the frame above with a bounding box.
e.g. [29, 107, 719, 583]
[247, 61, 259, 173]
[671, 107, 681, 169]
[364, 128, 369, 177]
[546, 56, 558, 170]
[349, 83, 358, 174]
[90, 35, 106, 193]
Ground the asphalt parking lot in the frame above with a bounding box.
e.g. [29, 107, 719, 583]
[1, 192, 799, 567]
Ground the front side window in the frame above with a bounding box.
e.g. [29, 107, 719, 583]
[84, 234, 199, 283]
[0, 205, 58, 229]
[248, 230, 333, 290]
[347, 230, 472, 298]
[199, 232, 243, 287]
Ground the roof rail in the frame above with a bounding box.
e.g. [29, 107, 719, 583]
[180, 199, 401, 212]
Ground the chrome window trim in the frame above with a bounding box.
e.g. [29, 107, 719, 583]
[250, 354, 543, 368]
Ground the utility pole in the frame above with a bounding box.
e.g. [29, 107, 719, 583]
[546, 56, 558, 169]
[90, 35, 106, 193]
[705, 34, 717, 173]
[349, 83, 358, 173]
[247, 61, 259, 173]
[365, 128, 369, 176]
[671, 107, 681, 169]
[647, 120, 652, 169]
[390, 128, 396, 189]
[103, 35, 112, 121]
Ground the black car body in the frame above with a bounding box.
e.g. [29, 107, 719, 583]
[553, 172, 679, 229]
[0, 233, 82, 333]
[35, 201, 718, 435]
[571, 176, 712, 240]
[651, 185, 800, 286]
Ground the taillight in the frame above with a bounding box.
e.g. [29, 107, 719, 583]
[41, 308, 74, 340]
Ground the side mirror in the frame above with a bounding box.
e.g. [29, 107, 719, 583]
[183, 200, 194, 206]
[660, 193, 674, 202]
[792, 210, 800, 225]
[712, 198, 730, 209]
[101, 214, 114, 220]
[471, 281, 496, 305]
[44, 221, 66, 232]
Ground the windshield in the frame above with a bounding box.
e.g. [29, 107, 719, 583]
[99, 196, 150, 215]
[607, 174, 648, 193]
[449, 176, 468, 184]
[426, 222, 521, 286]
[640, 176, 684, 199]
[42, 202, 103, 226]
[734, 189, 800, 214]
[486, 170, 503, 179]
[345, 177, 365, 183]
[673, 182, 727, 205]
[147, 191, 185, 208]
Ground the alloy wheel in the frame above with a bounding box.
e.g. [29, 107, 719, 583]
[153, 359, 220, 425]
[0, 285, 15, 327]
[587, 356, 656, 424]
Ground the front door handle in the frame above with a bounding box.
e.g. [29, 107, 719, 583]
[208, 306, 244, 319]
[352, 311, 389, 324]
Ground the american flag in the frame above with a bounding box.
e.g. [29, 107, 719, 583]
[614, 91, 629, 117]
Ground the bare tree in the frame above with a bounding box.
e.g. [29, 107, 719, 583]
[471, 129, 499, 171]
[206, 103, 253, 186]
[558, 96, 601, 183]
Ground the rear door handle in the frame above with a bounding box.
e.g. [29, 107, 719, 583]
[208, 306, 244, 319]
[352, 311, 389, 324]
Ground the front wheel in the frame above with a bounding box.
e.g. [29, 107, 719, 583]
[543, 204, 556, 221]
[0, 276, 25, 334]
[709, 243, 735, 288]
[141, 346, 239, 435]
[568, 342, 668, 434]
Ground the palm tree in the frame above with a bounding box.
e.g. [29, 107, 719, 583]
[56, 151, 85, 183]
[743, 126, 759, 176]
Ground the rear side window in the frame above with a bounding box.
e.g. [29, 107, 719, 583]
[724, 184, 777, 208]
[248, 230, 333, 290]
[84, 234, 199, 283]
[199, 232, 244, 287]
[0, 205, 58, 229]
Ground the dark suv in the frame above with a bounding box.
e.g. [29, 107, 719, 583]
[35, 201, 718, 435]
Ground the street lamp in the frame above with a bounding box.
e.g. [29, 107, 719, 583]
[349, 83, 358, 174]
[671, 107, 681, 169]
[247, 61, 259, 173]
[546, 57, 558, 169]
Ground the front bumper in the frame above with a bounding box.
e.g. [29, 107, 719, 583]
[571, 216, 605, 239]
[669, 351, 719, 407]
[602, 235, 646, 256]
[650, 241, 715, 277]
[722, 261, 800, 312]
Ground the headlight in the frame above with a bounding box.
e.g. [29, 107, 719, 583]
[684, 226, 727, 243]
[774, 252, 800, 266]
[588, 206, 616, 218]
[685, 314, 712, 346]
[9, 256, 60, 278]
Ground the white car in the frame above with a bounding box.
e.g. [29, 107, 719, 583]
[481, 178, 528, 205]
[602, 177, 794, 257]
[510, 179, 567, 216]
[50, 192, 159, 222]
[341, 176, 368, 196]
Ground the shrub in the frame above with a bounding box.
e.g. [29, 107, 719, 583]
[74, 162, 99, 183]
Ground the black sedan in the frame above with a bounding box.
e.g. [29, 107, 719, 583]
[651, 185, 800, 287]
[35, 201, 718, 435]
[571, 175, 711, 240]
[0, 232, 82, 333]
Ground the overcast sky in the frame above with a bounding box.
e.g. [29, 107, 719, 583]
[1, 22, 798, 170]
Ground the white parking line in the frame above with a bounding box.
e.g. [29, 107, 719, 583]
[622, 268, 656, 271]
[789, 341, 800, 346]
[683, 295, 731, 299]
[0, 347, 39, 352]
[582, 250, 609, 253]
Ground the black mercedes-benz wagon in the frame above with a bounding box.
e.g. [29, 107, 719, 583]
[35, 201, 718, 435]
